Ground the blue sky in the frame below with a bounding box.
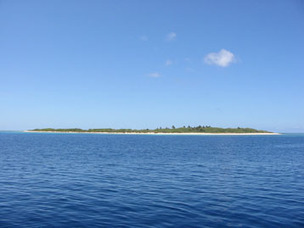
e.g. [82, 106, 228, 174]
[1, 0, 304, 132]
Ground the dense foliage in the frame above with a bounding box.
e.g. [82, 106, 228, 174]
[31, 126, 271, 133]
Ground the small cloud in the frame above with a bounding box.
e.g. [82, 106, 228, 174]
[140, 35, 148, 41]
[204, 49, 236, 67]
[148, 72, 161, 78]
[184, 57, 191, 63]
[165, 59, 173, 66]
[185, 67, 195, 72]
[166, 32, 176, 41]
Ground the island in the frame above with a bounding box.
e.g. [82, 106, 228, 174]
[25, 126, 280, 135]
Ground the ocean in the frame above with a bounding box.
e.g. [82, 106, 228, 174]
[0, 132, 303, 227]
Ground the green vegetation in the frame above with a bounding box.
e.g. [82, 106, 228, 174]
[30, 126, 272, 133]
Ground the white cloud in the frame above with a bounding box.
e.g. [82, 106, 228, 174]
[185, 67, 195, 72]
[148, 72, 161, 78]
[166, 32, 176, 41]
[165, 59, 173, 66]
[140, 35, 148, 41]
[204, 49, 236, 67]
[184, 57, 191, 63]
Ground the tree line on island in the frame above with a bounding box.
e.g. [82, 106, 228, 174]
[30, 126, 271, 133]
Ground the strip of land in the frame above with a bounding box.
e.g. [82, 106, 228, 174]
[24, 131, 279, 135]
[25, 126, 280, 135]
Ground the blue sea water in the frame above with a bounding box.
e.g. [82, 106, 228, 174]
[0, 132, 303, 227]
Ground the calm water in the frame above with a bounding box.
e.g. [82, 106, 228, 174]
[0, 132, 303, 227]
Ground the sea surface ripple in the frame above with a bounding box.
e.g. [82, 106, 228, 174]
[0, 132, 303, 227]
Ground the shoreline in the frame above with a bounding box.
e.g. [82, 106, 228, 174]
[24, 131, 281, 135]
